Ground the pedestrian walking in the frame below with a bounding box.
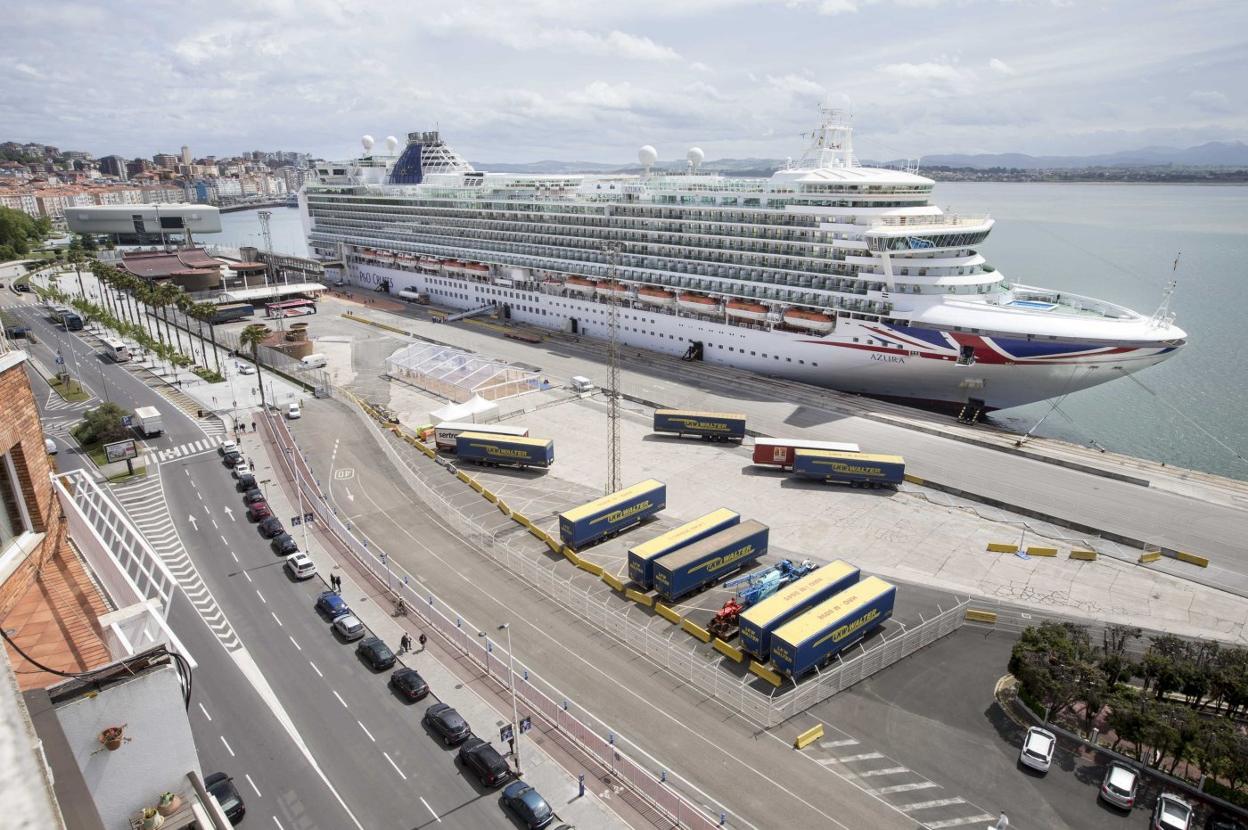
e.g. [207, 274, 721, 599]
[400, 633, 412, 654]
[418, 632, 427, 652]
[250, 420, 256, 432]
[993, 811, 1009, 830]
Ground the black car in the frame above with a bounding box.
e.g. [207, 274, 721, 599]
[235, 473, 257, 492]
[204, 772, 245, 825]
[242, 487, 265, 505]
[458, 736, 513, 788]
[356, 636, 396, 671]
[222, 450, 243, 467]
[423, 703, 471, 746]
[4, 326, 29, 339]
[271, 532, 298, 555]
[258, 516, 285, 538]
[1208, 815, 1248, 830]
[389, 667, 429, 701]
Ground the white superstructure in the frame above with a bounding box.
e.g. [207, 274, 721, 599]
[302, 110, 1186, 412]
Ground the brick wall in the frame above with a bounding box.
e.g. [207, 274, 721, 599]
[0, 360, 64, 617]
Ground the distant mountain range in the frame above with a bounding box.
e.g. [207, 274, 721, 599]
[472, 141, 1248, 175]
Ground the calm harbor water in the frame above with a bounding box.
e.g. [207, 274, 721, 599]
[214, 185, 1248, 479]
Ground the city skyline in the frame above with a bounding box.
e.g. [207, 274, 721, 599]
[2, 0, 1244, 164]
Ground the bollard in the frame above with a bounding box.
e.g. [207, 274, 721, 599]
[608, 732, 614, 745]
[578, 774, 585, 798]
[660, 770, 667, 783]
[562, 700, 569, 711]
[1090, 728, 1100, 746]
[523, 669, 529, 681]
[721, 813, 726, 826]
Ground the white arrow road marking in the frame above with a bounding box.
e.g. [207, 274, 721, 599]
[345, 487, 354, 503]
[187, 514, 198, 531]
[223, 506, 235, 520]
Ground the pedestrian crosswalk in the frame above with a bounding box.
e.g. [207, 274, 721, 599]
[154, 437, 224, 464]
[42, 387, 96, 412]
[111, 471, 241, 652]
[116, 362, 229, 439]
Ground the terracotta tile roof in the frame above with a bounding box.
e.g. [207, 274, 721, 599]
[120, 247, 227, 279]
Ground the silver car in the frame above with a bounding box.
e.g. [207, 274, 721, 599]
[1153, 794, 1193, 830]
[1099, 762, 1138, 810]
[1019, 726, 1056, 773]
[332, 613, 366, 641]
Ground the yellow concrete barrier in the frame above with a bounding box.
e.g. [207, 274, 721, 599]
[713, 638, 744, 663]
[496, 500, 510, 516]
[527, 525, 546, 542]
[468, 479, 484, 493]
[1139, 550, 1163, 564]
[903, 473, 924, 485]
[1069, 549, 1098, 561]
[987, 542, 1019, 553]
[419, 443, 436, 458]
[545, 536, 563, 555]
[577, 559, 604, 577]
[681, 618, 712, 643]
[965, 609, 998, 624]
[601, 571, 625, 592]
[625, 588, 653, 607]
[1026, 546, 1058, 557]
[655, 603, 681, 625]
[513, 513, 533, 530]
[750, 661, 783, 688]
[481, 489, 498, 504]
[1177, 551, 1210, 568]
[455, 470, 471, 484]
[794, 723, 824, 750]
[561, 545, 580, 565]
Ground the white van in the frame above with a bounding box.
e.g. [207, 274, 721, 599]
[300, 353, 327, 369]
[570, 376, 595, 393]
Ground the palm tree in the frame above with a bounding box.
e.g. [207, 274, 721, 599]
[154, 282, 184, 357]
[239, 323, 271, 411]
[190, 301, 222, 374]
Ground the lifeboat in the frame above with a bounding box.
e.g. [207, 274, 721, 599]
[566, 276, 597, 297]
[464, 262, 490, 276]
[678, 292, 722, 314]
[595, 280, 631, 298]
[636, 286, 676, 308]
[443, 259, 464, 273]
[726, 299, 770, 322]
[419, 258, 442, 271]
[783, 308, 836, 334]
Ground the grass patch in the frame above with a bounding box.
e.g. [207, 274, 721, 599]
[192, 366, 224, 383]
[106, 465, 147, 482]
[50, 375, 90, 402]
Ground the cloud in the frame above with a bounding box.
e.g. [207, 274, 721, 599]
[988, 58, 1016, 76]
[13, 62, 42, 78]
[817, 0, 859, 13]
[766, 74, 826, 98]
[881, 61, 965, 82]
[426, 10, 680, 62]
[1187, 89, 1230, 113]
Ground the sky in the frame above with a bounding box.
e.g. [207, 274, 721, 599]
[2, 0, 1245, 164]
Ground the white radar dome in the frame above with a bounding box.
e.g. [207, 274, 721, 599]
[361, 135, 375, 152]
[638, 145, 658, 168]
[687, 147, 705, 170]
[384, 135, 400, 154]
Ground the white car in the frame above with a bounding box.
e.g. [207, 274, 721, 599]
[237, 363, 257, 375]
[44, 435, 58, 455]
[1099, 762, 1138, 810]
[218, 439, 237, 456]
[332, 613, 366, 641]
[1152, 794, 1193, 830]
[284, 552, 317, 580]
[287, 402, 301, 419]
[232, 459, 251, 478]
[1019, 726, 1056, 773]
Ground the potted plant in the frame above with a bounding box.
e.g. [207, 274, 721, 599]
[98, 724, 128, 751]
[157, 792, 182, 816]
[141, 806, 164, 829]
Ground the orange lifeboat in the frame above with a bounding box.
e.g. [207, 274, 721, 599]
[678, 292, 722, 314]
[443, 259, 464, 273]
[464, 262, 490, 275]
[636, 286, 676, 308]
[783, 308, 836, 334]
[726, 299, 770, 322]
[419, 258, 442, 271]
[566, 276, 598, 296]
[595, 280, 630, 297]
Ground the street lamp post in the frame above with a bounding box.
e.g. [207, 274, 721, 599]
[499, 622, 521, 773]
[286, 445, 310, 554]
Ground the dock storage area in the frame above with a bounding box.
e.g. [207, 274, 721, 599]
[559, 479, 667, 549]
[769, 576, 897, 677]
[652, 519, 769, 602]
[627, 508, 740, 590]
[652, 409, 747, 442]
[738, 560, 861, 661]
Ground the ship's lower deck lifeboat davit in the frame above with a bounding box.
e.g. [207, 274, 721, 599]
[783, 308, 836, 334]
[678, 292, 722, 314]
[636, 286, 676, 308]
[726, 299, 770, 322]
[595, 280, 631, 299]
[566, 276, 597, 297]
[419, 258, 443, 272]
[463, 262, 490, 278]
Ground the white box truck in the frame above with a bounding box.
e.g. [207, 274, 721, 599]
[134, 406, 163, 437]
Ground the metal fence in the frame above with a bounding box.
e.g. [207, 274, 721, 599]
[264, 411, 724, 830]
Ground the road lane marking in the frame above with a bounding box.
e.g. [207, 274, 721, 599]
[256, 589, 266, 604]
[924, 817, 996, 829]
[288, 636, 301, 651]
[333, 690, 347, 707]
[309, 661, 323, 677]
[246, 774, 261, 797]
[837, 752, 884, 763]
[358, 721, 374, 742]
[198, 702, 212, 721]
[231, 552, 239, 562]
[271, 611, 282, 627]
[272, 818, 284, 830]
[212, 519, 218, 529]
[203, 504, 211, 514]
[221, 535, 228, 545]
[875, 781, 940, 795]
[420, 797, 440, 823]
[384, 751, 407, 780]
[820, 739, 859, 749]
[244, 571, 252, 582]
[858, 766, 909, 778]
[901, 798, 967, 812]
[220, 735, 235, 756]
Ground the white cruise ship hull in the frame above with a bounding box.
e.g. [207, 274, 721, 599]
[352, 263, 1176, 411]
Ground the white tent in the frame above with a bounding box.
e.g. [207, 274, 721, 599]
[430, 394, 498, 425]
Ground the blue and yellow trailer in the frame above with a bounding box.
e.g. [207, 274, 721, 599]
[626, 508, 740, 589]
[769, 576, 896, 677]
[652, 520, 768, 603]
[792, 450, 905, 488]
[652, 409, 747, 442]
[738, 560, 861, 661]
[455, 432, 554, 469]
[559, 479, 666, 550]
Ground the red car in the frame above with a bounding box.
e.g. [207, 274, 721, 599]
[247, 501, 272, 521]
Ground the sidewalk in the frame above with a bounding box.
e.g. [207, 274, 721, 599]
[239, 416, 635, 830]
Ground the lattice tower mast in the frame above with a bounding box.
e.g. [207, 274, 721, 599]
[604, 242, 622, 494]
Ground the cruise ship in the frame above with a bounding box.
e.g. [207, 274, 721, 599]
[301, 110, 1186, 413]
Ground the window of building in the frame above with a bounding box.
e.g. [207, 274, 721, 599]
[0, 450, 33, 555]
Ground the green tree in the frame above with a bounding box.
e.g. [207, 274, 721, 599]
[1009, 621, 1102, 721]
[78, 403, 133, 445]
[0, 205, 47, 257]
[239, 323, 271, 410]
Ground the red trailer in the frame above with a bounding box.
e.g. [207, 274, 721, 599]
[752, 438, 861, 470]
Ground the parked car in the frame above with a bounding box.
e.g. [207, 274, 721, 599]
[315, 590, 350, 619]
[1099, 762, 1139, 810]
[235, 473, 257, 492]
[287, 402, 302, 419]
[242, 487, 265, 505]
[1153, 794, 1193, 830]
[502, 781, 555, 829]
[43, 435, 58, 455]
[218, 439, 237, 456]
[222, 450, 243, 467]
[204, 772, 245, 825]
[332, 613, 366, 641]
[389, 667, 429, 702]
[237, 363, 256, 375]
[423, 703, 471, 746]
[356, 636, 396, 670]
[1019, 726, 1056, 773]
[271, 532, 298, 555]
[247, 501, 272, 521]
[232, 459, 251, 478]
[5, 325, 30, 339]
[458, 736, 513, 788]
[258, 516, 285, 538]
[284, 552, 316, 580]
